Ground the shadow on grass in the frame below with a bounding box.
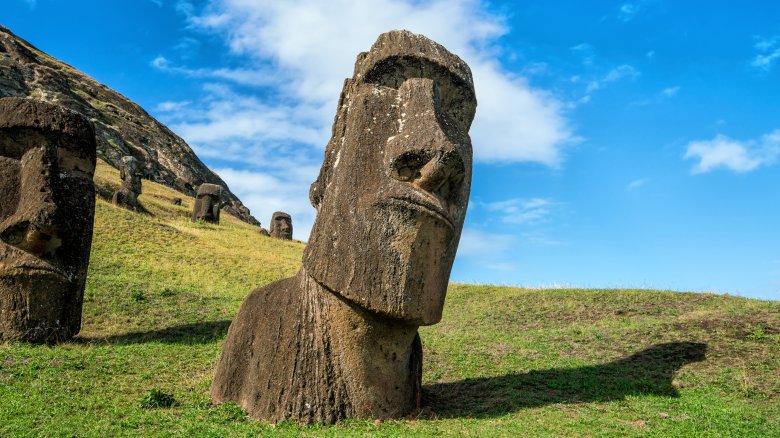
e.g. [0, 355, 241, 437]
[422, 342, 707, 418]
[77, 320, 231, 345]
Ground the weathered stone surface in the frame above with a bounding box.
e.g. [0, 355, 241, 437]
[258, 228, 270, 237]
[0, 25, 259, 226]
[192, 183, 222, 224]
[269, 211, 293, 240]
[112, 155, 144, 211]
[212, 30, 476, 423]
[0, 97, 96, 343]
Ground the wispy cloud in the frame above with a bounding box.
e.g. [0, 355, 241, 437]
[684, 130, 780, 174]
[618, 3, 640, 21]
[151, 56, 277, 87]
[626, 178, 648, 190]
[629, 85, 680, 107]
[167, 0, 576, 166]
[751, 34, 780, 71]
[149, 0, 163, 6]
[483, 197, 555, 225]
[586, 64, 639, 93]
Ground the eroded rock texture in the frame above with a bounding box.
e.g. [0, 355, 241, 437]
[192, 183, 222, 224]
[269, 211, 293, 240]
[0, 97, 96, 343]
[112, 155, 143, 211]
[212, 30, 476, 423]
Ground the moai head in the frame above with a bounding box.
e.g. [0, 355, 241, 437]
[303, 30, 476, 326]
[192, 183, 222, 223]
[269, 212, 292, 240]
[0, 98, 97, 343]
[170, 197, 182, 206]
[119, 155, 142, 194]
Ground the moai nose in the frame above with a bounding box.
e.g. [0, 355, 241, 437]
[388, 78, 466, 203]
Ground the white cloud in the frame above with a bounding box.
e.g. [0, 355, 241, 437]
[457, 228, 517, 258]
[629, 85, 679, 107]
[626, 178, 648, 190]
[618, 3, 640, 21]
[149, 0, 163, 6]
[586, 64, 639, 93]
[176, 0, 576, 166]
[483, 197, 554, 225]
[662, 86, 680, 97]
[214, 167, 318, 240]
[751, 34, 780, 71]
[684, 130, 780, 174]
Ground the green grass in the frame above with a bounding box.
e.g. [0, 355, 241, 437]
[1, 161, 779, 437]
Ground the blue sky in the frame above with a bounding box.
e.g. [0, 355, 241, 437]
[4, 0, 779, 300]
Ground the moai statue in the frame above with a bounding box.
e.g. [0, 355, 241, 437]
[258, 227, 270, 237]
[0, 98, 97, 343]
[269, 211, 293, 240]
[170, 197, 182, 206]
[192, 183, 222, 223]
[112, 155, 143, 211]
[211, 30, 476, 423]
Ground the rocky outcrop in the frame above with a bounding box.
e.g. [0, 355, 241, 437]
[0, 25, 259, 225]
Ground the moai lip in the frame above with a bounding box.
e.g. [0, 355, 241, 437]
[211, 30, 476, 424]
[0, 97, 97, 343]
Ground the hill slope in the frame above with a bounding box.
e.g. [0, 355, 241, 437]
[0, 163, 778, 436]
[0, 25, 258, 225]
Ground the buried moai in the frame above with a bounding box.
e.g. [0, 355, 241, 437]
[191, 183, 222, 223]
[269, 211, 292, 240]
[211, 30, 476, 423]
[0, 98, 97, 343]
[112, 155, 143, 211]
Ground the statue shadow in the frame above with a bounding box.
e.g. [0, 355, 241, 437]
[77, 320, 231, 345]
[422, 342, 707, 419]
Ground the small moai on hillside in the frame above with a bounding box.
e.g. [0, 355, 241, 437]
[258, 227, 270, 237]
[112, 155, 144, 211]
[211, 30, 476, 423]
[192, 183, 222, 223]
[0, 97, 97, 343]
[269, 211, 292, 240]
[170, 197, 182, 206]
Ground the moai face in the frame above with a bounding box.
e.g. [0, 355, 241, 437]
[119, 155, 142, 194]
[192, 183, 222, 223]
[0, 98, 96, 343]
[303, 31, 476, 326]
[269, 212, 292, 240]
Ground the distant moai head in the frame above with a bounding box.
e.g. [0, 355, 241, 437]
[119, 155, 142, 194]
[0, 98, 97, 343]
[303, 30, 476, 326]
[170, 197, 182, 206]
[269, 212, 292, 240]
[192, 183, 222, 223]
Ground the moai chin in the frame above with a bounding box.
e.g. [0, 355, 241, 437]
[192, 183, 222, 223]
[112, 155, 143, 211]
[0, 98, 97, 343]
[211, 30, 476, 423]
[269, 211, 293, 240]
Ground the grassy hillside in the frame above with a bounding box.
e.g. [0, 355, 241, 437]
[1, 161, 779, 437]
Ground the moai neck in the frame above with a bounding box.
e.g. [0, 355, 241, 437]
[299, 268, 423, 419]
